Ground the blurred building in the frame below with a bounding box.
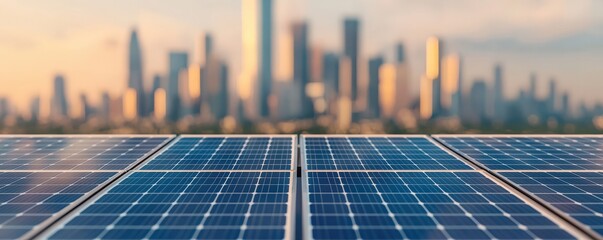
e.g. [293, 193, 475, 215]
[378, 63, 396, 119]
[493, 64, 505, 122]
[292, 21, 312, 118]
[469, 80, 488, 124]
[240, 0, 273, 119]
[441, 54, 461, 117]
[167, 52, 188, 121]
[547, 79, 557, 115]
[29, 96, 40, 122]
[367, 55, 383, 118]
[127, 29, 145, 117]
[420, 37, 442, 119]
[343, 18, 360, 102]
[51, 74, 69, 120]
[394, 43, 410, 116]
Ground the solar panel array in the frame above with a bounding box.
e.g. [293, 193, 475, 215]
[304, 136, 472, 170]
[44, 135, 296, 240]
[302, 135, 579, 240]
[0, 135, 171, 240]
[0, 136, 169, 170]
[437, 135, 603, 239]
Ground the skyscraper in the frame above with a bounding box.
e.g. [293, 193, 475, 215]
[367, 56, 383, 118]
[240, 0, 272, 119]
[167, 52, 188, 121]
[29, 96, 40, 122]
[343, 18, 360, 102]
[259, 0, 273, 118]
[421, 36, 442, 119]
[561, 92, 570, 119]
[292, 21, 312, 118]
[199, 33, 213, 66]
[322, 52, 339, 103]
[470, 80, 488, 123]
[493, 64, 505, 121]
[379, 63, 397, 119]
[79, 93, 90, 121]
[101, 92, 111, 121]
[441, 54, 461, 117]
[127, 29, 145, 117]
[394, 43, 410, 114]
[338, 57, 352, 131]
[547, 79, 557, 115]
[149, 75, 162, 115]
[51, 74, 69, 119]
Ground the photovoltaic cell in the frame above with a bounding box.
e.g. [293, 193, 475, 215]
[141, 136, 294, 170]
[437, 136, 603, 170]
[306, 171, 576, 240]
[304, 136, 472, 170]
[501, 172, 603, 237]
[0, 171, 115, 239]
[47, 171, 293, 240]
[0, 136, 170, 170]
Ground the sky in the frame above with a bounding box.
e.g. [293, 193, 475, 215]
[1, 0, 603, 114]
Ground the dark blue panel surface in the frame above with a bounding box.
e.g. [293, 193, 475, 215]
[502, 172, 603, 237]
[304, 136, 472, 170]
[0, 136, 169, 170]
[141, 137, 293, 170]
[48, 172, 292, 240]
[306, 171, 575, 240]
[437, 136, 603, 170]
[0, 171, 115, 239]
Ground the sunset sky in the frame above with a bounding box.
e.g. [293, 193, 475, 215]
[1, 0, 602, 113]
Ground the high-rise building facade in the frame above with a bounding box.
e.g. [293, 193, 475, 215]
[240, 0, 272, 119]
[421, 36, 442, 119]
[127, 29, 145, 117]
[493, 64, 505, 121]
[394, 43, 409, 115]
[367, 56, 383, 118]
[292, 21, 312, 118]
[167, 52, 189, 121]
[343, 18, 360, 102]
[51, 74, 69, 119]
[441, 54, 461, 117]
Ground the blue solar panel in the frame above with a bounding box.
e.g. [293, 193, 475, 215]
[141, 136, 294, 170]
[0, 136, 170, 170]
[46, 171, 293, 240]
[305, 171, 576, 240]
[437, 136, 603, 170]
[501, 171, 603, 237]
[0, 171, 115, 239]
[304, 136, 473, 170]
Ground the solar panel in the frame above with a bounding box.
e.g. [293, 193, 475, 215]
[304, 171, 576, 240]
[0, 136, 170, 170]
[436, 135, 603, 170]
[0, 171, 116, 239]
[501, 171, 603, 237]
[140, 136, 295, 171]
[303, 136, 473, 170]
[45, 171, 294, 240]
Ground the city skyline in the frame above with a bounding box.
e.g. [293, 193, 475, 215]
[2, 0, 603, 115]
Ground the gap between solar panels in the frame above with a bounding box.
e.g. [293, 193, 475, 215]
[301, 135, 592, 240]
[0, 135, 175, 240]
[435, 134, 603, 239]
[36, 135, 298, 240]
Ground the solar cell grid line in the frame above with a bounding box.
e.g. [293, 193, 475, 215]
[434, 135, 603, 171]
[139, 135, 296, 171]
[302, 171, 585, 240]
[500, 171, 603, 238]
[0, 171, 117, 240]
[302, 135, 474, 171]
[41, 171, 296, 240]
[0, 135, 172, 171]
